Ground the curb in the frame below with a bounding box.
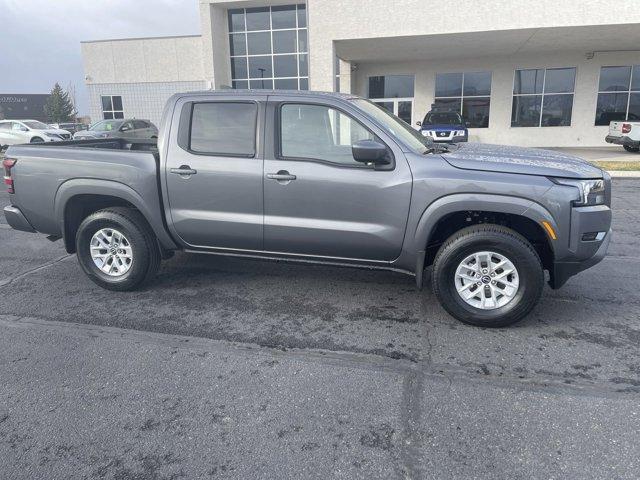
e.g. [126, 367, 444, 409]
[607, 171, 640, 178]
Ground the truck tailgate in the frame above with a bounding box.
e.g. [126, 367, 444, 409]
[609, 121, 623, 137]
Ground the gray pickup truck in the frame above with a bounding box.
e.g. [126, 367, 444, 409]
[2, 90, 612, 327]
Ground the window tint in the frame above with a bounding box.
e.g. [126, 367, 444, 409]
[434, 72, 491, 128]
[271, 5, 296, 29]
[0, 123, 10, 130]
[599, 66, 631, 92]
[435, 73, 463, 97]
[512, 68, 575, 127]
[190, 102, 257, 156]
[133, 120, 147, 129]
[544, 68, 576, 94]
[280, 104, 376, 166]
[595, 65, 640, 124]
[513, 69, 544, 95]
[245, 7, 270, 31]
[463, 72, 491, 96]
[368, 75, 415, 99]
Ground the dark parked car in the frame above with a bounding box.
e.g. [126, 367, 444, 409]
[417, 107, 469, 143]
[3, 91, 611, 328]
[73, 119, 158, 140]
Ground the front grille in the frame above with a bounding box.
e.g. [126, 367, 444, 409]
[436, 131, 450, 137]
[60, 134, 71, 140]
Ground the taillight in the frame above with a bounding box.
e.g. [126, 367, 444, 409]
[3, 158, 16, 194]
[622, 123, 632, 134]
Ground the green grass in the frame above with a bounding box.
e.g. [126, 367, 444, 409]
[589, 161, 640, 171]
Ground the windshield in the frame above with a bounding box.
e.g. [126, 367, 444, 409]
[352, 99, 431, 154]
[23, 121, 49, 130]
[423, 111, 464, 125]
[90, 120, 122, 131]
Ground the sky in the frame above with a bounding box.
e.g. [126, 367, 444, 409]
[0, 0, 201, 115]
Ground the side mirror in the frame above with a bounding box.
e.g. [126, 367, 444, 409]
[465, 121, 471, 128]
[20, 126, 29, 132]
[415, 121, 422, 127]
[352, 139, 391, 166]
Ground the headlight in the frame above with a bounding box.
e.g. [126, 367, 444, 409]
[45, 133, 60, 139]
[100, 133, 110, 138]
[551, 178, 606, 206]
[455, 130, 466, 136]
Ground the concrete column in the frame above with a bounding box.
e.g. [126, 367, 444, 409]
[338, 58, 352, 94]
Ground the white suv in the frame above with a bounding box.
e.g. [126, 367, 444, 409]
[0, 120, 72, 149]
[605, 121, 640, 152]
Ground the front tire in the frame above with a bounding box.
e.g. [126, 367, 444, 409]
[431, 225, 544, 328]
[75, 207, 161, 291]
[30, 137, 44, 143]
[623, 145, 639, 153]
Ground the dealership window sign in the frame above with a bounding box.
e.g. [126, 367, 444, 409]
[0, 94, 50, 122]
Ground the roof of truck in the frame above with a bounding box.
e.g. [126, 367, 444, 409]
[175, 90, 360, 101]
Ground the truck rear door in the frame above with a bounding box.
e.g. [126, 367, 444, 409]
[164, 95, 265, 250]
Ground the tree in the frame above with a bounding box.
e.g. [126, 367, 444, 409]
[44, 83, 77, 123]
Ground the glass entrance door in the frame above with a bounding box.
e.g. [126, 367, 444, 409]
[373, 98, 413, 125]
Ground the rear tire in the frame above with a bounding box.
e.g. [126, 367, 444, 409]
[75, 207, 161, 291]
[623, 145, 639, 153]
[431, 224, 544, 328]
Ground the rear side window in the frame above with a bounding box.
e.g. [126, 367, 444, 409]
[133, 120, 147, 129]
[190, 102, 257, 156]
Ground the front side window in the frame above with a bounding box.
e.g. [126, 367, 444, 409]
[228, 4, 308, 91]
[279, 104, 377, 166]
[190, 102, 257, 156]
[101, 95, 124, 120]
[512, 68, 576, 127]
[595, 65, 640, 125]
[434, 71, 492, 128]
[23, 120, 49, 129]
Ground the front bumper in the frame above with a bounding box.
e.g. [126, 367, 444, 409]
[549, 202, 612, 289]
[605, 135, 639, 148]
[550, 229, 611, 289]
[3, 205, 36, 233]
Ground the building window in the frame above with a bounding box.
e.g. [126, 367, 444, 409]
[101, 95, 124, 120]
[595, 66, 640, 125]
[434, 72, 491, 128]
[368, 75, 415, 124]
[511, 68, 575, 127]
[228, 4, 308, 91]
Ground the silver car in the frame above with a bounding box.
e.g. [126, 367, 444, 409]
[73, 119, 158, 140]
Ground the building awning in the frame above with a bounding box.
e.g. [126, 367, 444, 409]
[335, 24, 640, 63]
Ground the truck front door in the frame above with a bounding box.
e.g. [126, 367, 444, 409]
[164, 96, 265, 250]
[262, 97, 412, 261]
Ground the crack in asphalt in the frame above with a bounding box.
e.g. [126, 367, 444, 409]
[0, 254, 73, 288]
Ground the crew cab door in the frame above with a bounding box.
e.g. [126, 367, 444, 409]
[164, 95, 265, 250]
[262, 96, 412, 261]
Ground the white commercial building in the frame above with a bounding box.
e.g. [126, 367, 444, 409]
[82, 0, 640, 147]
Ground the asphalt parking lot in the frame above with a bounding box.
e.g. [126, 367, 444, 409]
[1, 180, 639, 479]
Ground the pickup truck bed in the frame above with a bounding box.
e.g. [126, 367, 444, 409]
[605, 121, 640, 152]
[4, 138, 176, 252]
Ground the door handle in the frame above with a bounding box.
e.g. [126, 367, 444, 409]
[267, 171, 296, 181]
[170, 165, 197, 176]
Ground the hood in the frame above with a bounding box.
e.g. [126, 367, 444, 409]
[74, 130, 103, 138]
[44, 129, 71, 135]
[422, 124, 465, 131]
[441, 143, 604, 179]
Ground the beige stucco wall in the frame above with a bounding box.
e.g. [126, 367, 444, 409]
[306, 0, 640, 91]
[82, 35, 205, 85]
[353, 50, 640, 147]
